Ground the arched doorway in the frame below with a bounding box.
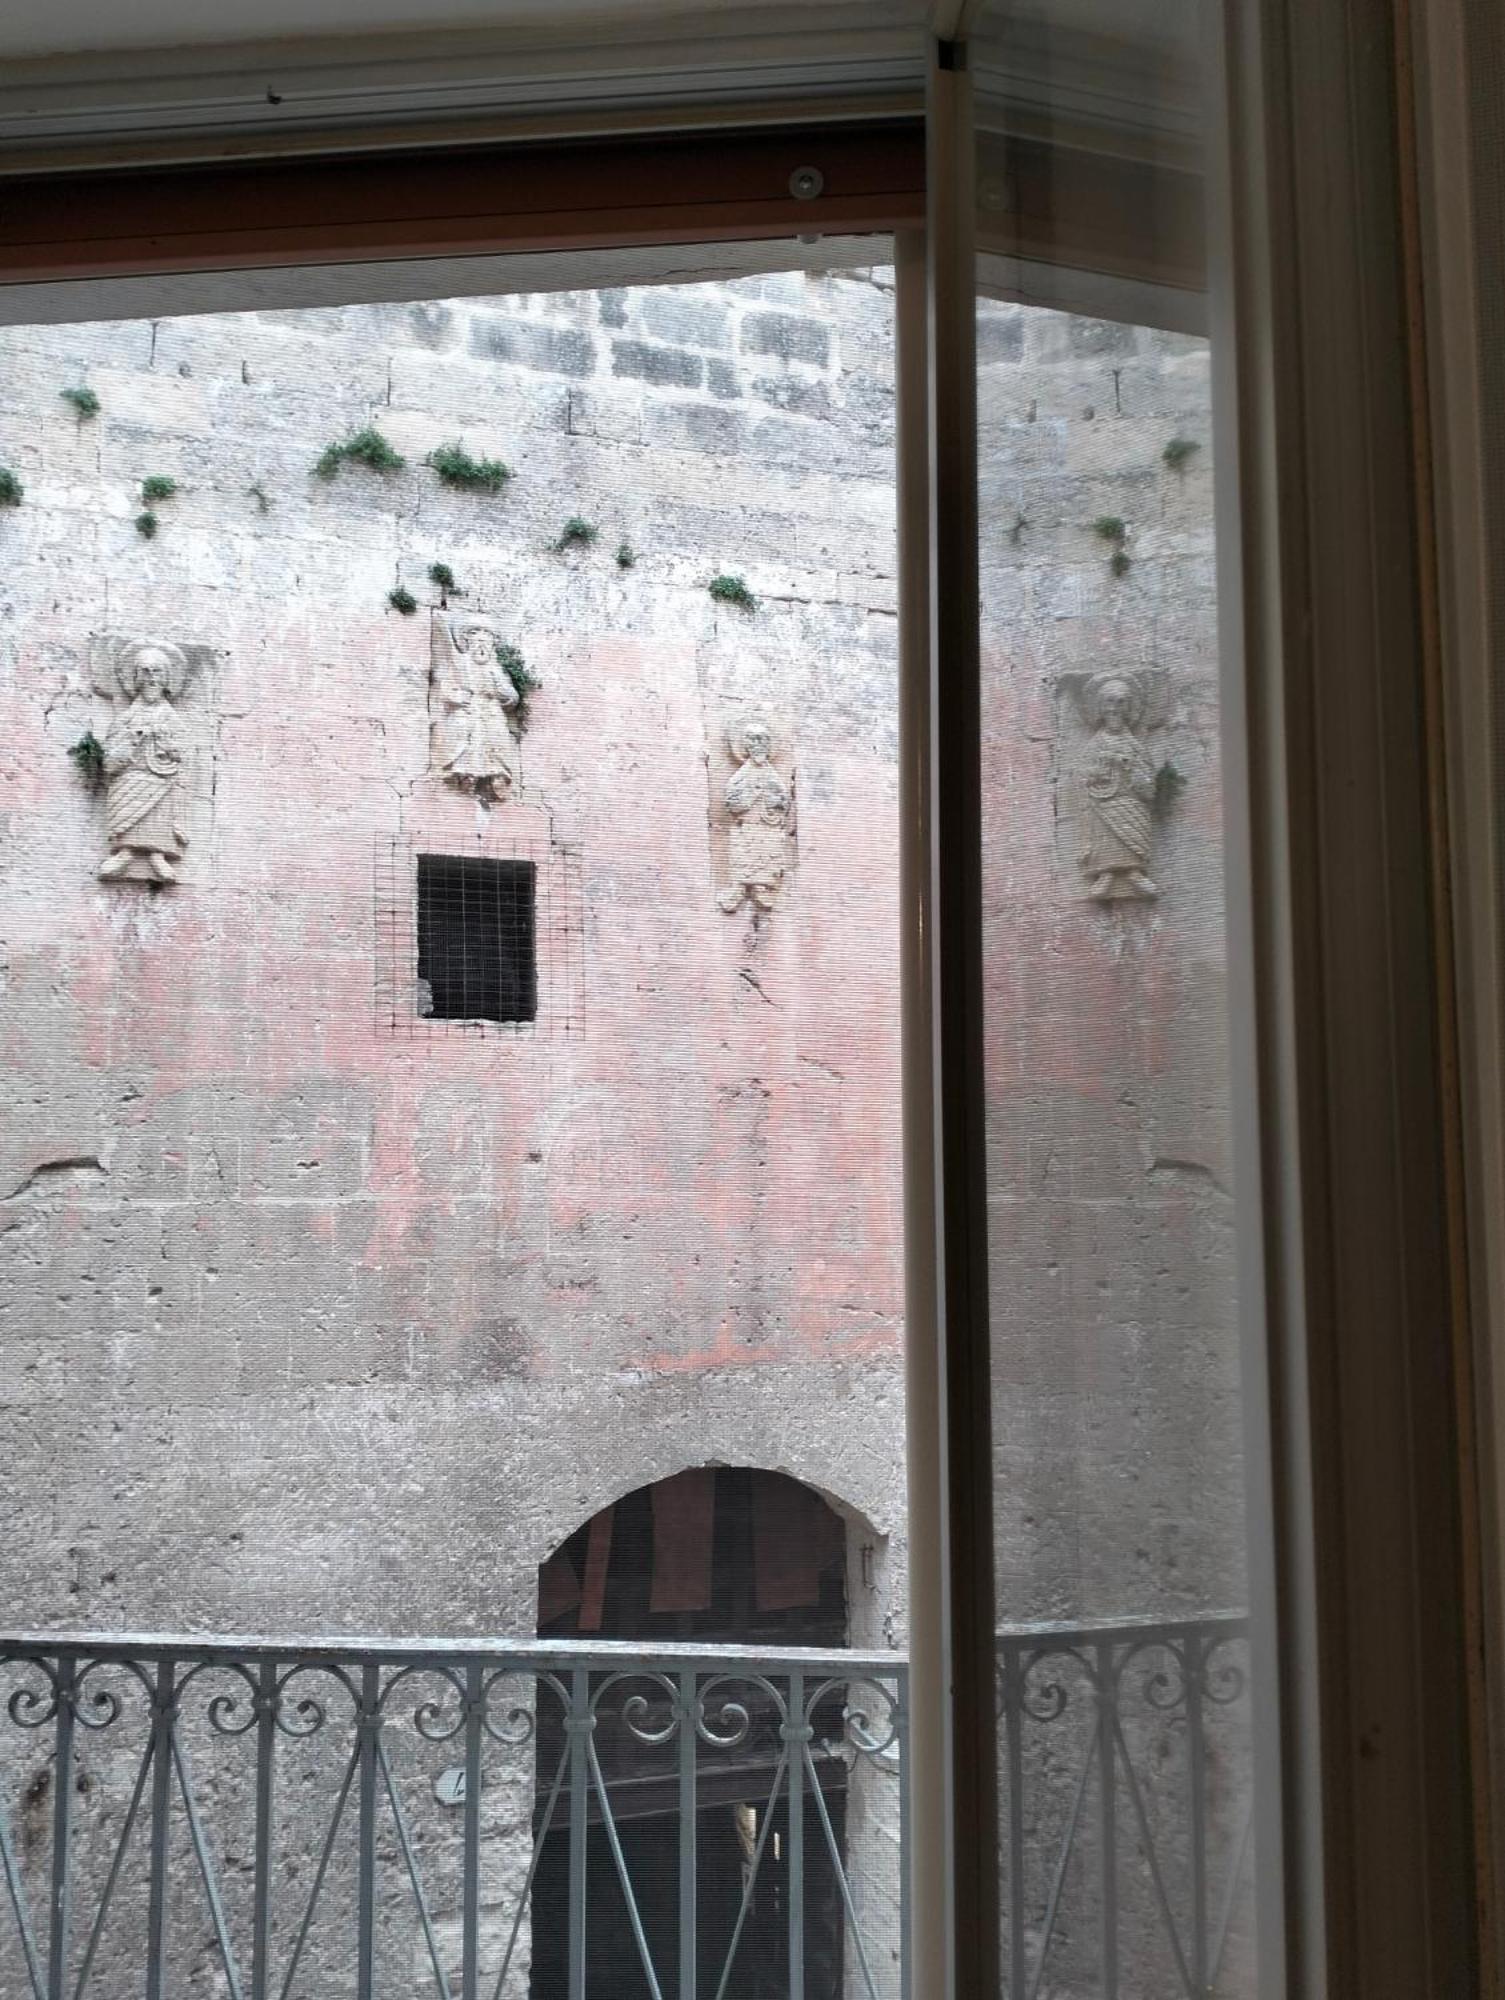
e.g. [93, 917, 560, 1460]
[529, 1467, 850, 1998]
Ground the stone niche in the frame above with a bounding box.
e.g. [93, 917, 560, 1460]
[87, 632, 219, 887]
[709, 709, 797, 918]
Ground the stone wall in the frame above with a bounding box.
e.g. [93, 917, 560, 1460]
[0, 265, 1240, 1640]
[0, 258, 1243, 2000]
[0, 268, 905, 1653]
[975, 303, 1243, 1622]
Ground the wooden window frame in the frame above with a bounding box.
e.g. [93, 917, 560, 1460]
[0, 20, 1490, 1993]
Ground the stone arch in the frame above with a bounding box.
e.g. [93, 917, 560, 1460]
[535, 1461, 865, 1649]
[527, 1462, 884, 2000]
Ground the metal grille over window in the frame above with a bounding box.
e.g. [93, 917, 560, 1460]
[417, 854, 537, 1024]
[375, 834, 584, 1039]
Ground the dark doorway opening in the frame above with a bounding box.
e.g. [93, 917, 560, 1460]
[530, 1468, 850, 1998]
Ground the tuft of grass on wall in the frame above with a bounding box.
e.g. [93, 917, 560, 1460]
[495, 642, 540, 721]
[61, 387, 101, 420]
[387, 586, 418, 615]
[428, 443, 511, 493]
[1161, 436, 1200, 471]
[553, 516, 598, 552]
[135, 512, 159, 539]
[708, 573, 758, 611]
[315, 428, 405, 480]
[1092, 515, 1131, 578]
[0, 468, 22, 507]
[1154, 762, 1187, 814]
[427, 562, 461, 597]
[615, 542, 637, 570]
[68, 732, 106, 789]
[140, 475, 178, 504]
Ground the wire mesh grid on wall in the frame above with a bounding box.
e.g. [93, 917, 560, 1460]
[375, 833, 585, 1040]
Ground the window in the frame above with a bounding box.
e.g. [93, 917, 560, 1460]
[416, 852, 537, 1023]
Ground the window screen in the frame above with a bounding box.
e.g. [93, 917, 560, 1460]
[416, 854, 537, 1024]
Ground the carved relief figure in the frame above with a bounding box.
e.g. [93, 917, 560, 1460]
[431, 613, 520, 799]
[97, 640, 194, 882]
[1076, 673, 1158, 900]
[718, 718, 792, 914]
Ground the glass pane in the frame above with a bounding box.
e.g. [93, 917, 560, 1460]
[0, 250, 907, 1996]
[968, 7, 1261, 1993]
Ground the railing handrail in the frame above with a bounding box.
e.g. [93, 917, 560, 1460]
[993, 1608, 1249, 1646]
[0, 1630, 908, 1676]
[0, 1609, 1249, 1670]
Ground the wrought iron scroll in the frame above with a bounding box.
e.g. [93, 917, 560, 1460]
[996, 1613, 1254, 1999]
[0, 1638, 908, 2000]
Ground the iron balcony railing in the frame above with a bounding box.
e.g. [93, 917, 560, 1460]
[0, 1615, 1250, 2000]
[998, 1612, 1253, 1999]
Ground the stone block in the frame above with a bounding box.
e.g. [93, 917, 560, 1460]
[641, 400, 743, 457]
[610, 339, 703, 389]
[705, 358, 741, 400]
[739, 311, 831, 367]
[469, 316, 598, 378]
[976, 310, 1026, 363]
[639, 294, 731, 350]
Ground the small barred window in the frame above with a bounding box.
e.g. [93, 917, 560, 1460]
[416, 854, 537, 1024]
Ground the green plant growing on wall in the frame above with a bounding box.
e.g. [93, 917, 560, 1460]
[1161, 436, 1200, 472]
[135, 474, 179, 540]
[428, 443, 511, 493]
[314, 427, 405, 480]
[1153, 761, 1187, 815]
[708, 573, 758, 612]
[60, 387, 100, 420]
[387, 586, 418, 615]
[427, 562, 462, 601]
[68, 732, 106, 790]
[554, 516, 598, 552]
[0, 468, 22, 507]
[1092, 514, 1131, 578]
[495, 641, 540, 722]
[616, 542, 637, 570]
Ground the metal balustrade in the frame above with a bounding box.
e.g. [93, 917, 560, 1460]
[0, 1617, 1251, 1999]
[998, 1612, 1254, 1999]
[0, 1636, 908, 2000]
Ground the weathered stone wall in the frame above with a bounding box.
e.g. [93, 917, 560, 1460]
[975, 304, 1243, 1623]
[0, 269, 906, 1653]
[0, 263, 1241, 2000]
[0, 267, 1238, 1650]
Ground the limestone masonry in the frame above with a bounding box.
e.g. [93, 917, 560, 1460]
[0, 262, 1241, 1659]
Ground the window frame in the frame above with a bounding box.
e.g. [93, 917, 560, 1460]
[0, 10, 1487, 1990]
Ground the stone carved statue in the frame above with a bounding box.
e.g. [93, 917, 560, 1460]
[430, 613, 521, 799]
[718, 718, 792, 914]
[1074, 671, 1159, 901]
[95, 639, 197, 883]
